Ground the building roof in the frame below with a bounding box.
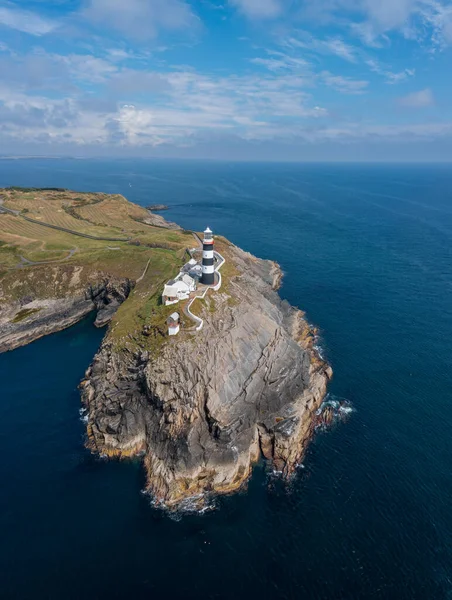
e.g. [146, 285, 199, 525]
[167, 312, 180, 326]
[179, 273, 196, 286]
[163, 279, 192, 296]
[182, 259, 199, 272]
[163, 284, 178, 297]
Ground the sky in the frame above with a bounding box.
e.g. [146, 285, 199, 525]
[1, 0, 452, 161]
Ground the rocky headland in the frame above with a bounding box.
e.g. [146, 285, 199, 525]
[0, 187, 332, 510]
[81, 244, 332, 509]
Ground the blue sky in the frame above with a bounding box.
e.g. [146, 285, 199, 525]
[1, 0, 452, 160]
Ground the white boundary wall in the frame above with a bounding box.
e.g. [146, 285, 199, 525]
[186, 250, 226, 331]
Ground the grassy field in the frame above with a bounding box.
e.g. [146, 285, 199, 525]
[0, 188, 245, 355]
[0, 188, 196, 352]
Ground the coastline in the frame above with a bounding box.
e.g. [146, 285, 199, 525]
[80, 239, 332, 509]
[0, 189, 332, 509]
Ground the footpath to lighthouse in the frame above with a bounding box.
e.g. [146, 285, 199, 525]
[185, 227, 225, 331]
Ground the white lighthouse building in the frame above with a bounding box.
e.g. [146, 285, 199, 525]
[201, 227, 215, 286]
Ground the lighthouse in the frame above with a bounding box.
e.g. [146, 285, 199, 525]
[201, 227, 215, 286]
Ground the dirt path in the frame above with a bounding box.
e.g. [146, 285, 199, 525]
[16, 247, 78, 268]
[136, 257, 152, 283]
[192, 232, 203, 249]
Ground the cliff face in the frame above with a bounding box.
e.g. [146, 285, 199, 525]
[0, 278, 132, 353]
[1, 188, 333, 509]
[81, 244, 332, 509]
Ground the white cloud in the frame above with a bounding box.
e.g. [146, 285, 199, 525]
[366, 59, 415, 83]
[0, 5, 59, 36]
[284, 34, 359, 62]
[279, 33, 414, 87]
[320, 71, 369, 94]
[397, 88, 435, 107]
[298, 0, 452, 49]
[251, 47, 368, 95]
[0, 50, 118, 91]
[0, 49, 329, 148]
[83, 0, 197, 40]
[3, 93, 451, 149]
[251, 51, 310, 72]
[109, 70, 172, 94]
[363, 0, 417, 30]
[323, 38, 358, 61]
[0, 83, 451, 151]
[0, 1, 450, 153]
[229, 0, 284, 19]
[420, 1, 452, 48]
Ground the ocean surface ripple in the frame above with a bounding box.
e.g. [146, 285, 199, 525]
[0, 160, 451, 599]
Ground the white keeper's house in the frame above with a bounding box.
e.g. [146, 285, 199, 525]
[162, 273, 196, 306]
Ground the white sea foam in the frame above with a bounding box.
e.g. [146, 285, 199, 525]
[145, 490, 217, 517]
[316, 394, 355, 427]
[313, 344, 326, 361]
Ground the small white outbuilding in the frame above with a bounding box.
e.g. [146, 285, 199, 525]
[167, 312, 180, 336]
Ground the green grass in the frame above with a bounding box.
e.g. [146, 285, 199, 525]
[108, 247, 186, 353]
[190, 294, 216, 318]
[0, 245, 19, 268]
[0, 188, 225, 356]
[12, 308, 42, 323]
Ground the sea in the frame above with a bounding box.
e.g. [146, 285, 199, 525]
[0, 159, 451, 599]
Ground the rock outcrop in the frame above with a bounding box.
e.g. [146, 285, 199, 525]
[143, 211, 181, 230]
[81, 244, 332, 509]
[92, 280, 133, 328]
[146, 204, 169, 211]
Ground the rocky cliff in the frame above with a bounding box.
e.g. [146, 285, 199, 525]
[81, 243, 332, 509]
[0, 277, 132, 353]
[0, 187, 332, 509]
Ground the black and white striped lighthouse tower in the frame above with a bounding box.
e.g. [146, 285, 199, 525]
[201, 227, 215, 286]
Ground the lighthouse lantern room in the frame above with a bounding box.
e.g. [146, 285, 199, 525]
[201, 227, 215, 286]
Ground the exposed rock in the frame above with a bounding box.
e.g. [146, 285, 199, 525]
[143, 212, 181, 230]
[91, 279, 133, 328]
[0, 278, 132, 353]
[81, 243, 332, 509]
[146, 204, 169, 211]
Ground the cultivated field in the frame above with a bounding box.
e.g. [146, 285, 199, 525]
[0, 188, 195, 350]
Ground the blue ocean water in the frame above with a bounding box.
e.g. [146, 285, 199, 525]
[1, 159, 452, 599]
